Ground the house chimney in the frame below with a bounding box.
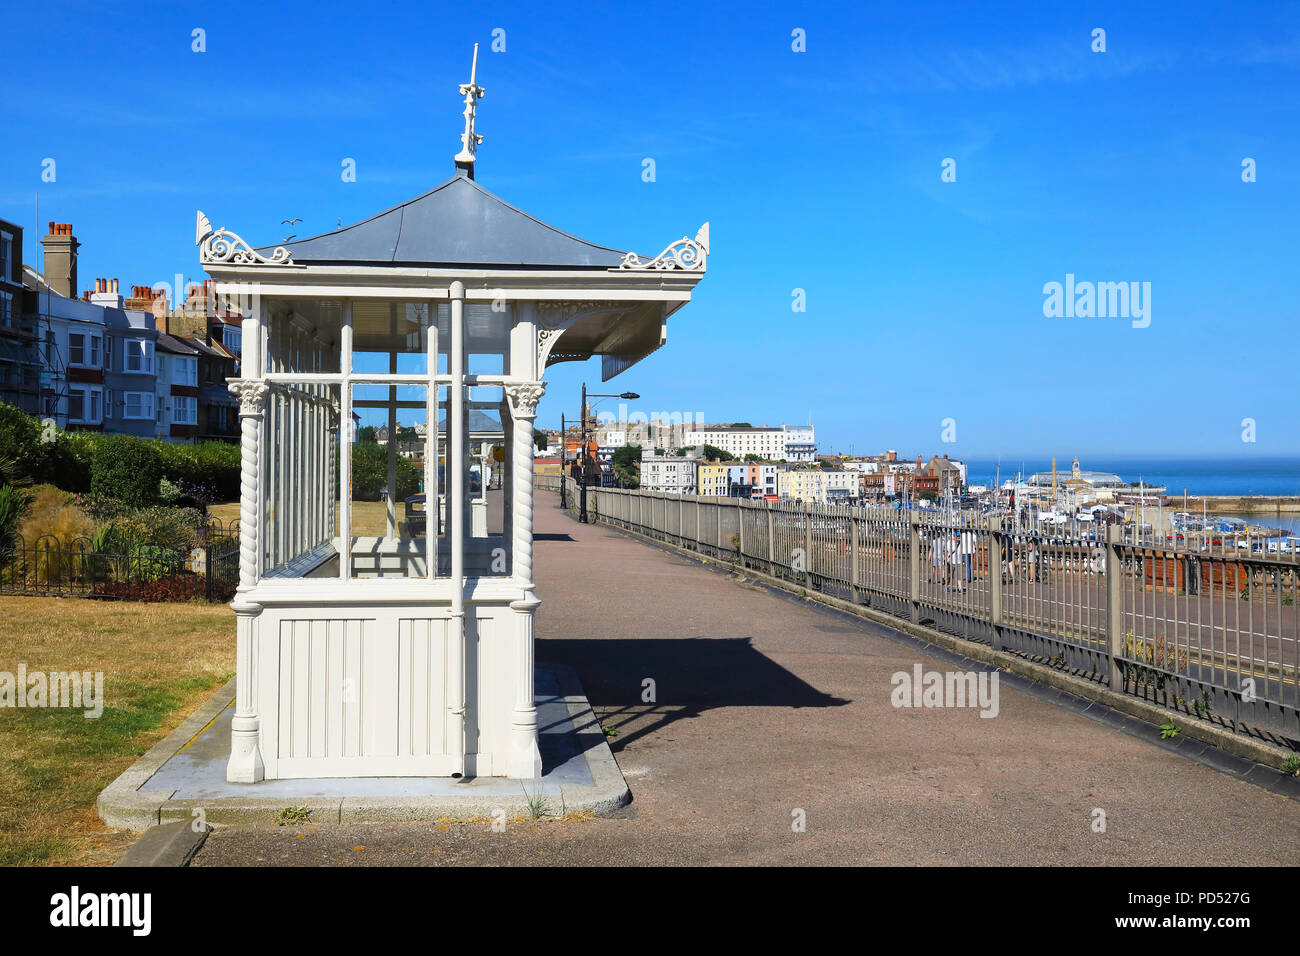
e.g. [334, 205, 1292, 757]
[40, 222, 79, 298]
[90, 277, 123, 310]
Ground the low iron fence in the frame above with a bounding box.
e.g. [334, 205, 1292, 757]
[538, 476, 1300, 746]
[0, 517, 240, 602]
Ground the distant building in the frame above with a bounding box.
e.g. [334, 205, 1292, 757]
[682, 422, 817, 462]
[155, 333, 201, 442]
[922, 454, 966, 489]
[696, 461, 731, 496]
[783, 424, 816, 462]
[0, 218, 39, 414]
[641, 455, 696, 494]
[745, 462, 778, 498]
[685, 425, 785, 460]
[31, 227, 108, 430]
[95, 279, 159, 439]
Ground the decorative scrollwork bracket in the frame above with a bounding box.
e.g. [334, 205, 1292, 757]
[619, 222, 709, 272]
[197, 211, 295, 266]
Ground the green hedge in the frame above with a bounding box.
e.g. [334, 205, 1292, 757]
[91, 436, 163, 508]
[155, 440, 241, 501]
[0, 400, 240, 505]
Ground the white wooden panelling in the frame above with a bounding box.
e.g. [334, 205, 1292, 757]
[255, 604, 514, 778]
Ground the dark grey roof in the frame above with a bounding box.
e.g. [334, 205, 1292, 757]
[438, 409, 502, 433]
[259, 173, 629, 268]
[156, 333, 200, 355]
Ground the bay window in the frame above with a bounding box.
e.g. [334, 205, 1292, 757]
[124, 339, 154, 373]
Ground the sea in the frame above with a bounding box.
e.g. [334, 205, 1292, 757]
[963, 457, 1300, 498]
[964, 456, 1300, 534]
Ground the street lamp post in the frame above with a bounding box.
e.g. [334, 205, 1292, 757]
[559, 412, 568, 510]
[578, 381, 638, 523]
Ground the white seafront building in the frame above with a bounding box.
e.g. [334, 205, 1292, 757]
[682, 422, 816, 461]
[640, 455, 698, 494]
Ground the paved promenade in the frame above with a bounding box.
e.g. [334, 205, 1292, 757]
[193, 494, 1300, 866]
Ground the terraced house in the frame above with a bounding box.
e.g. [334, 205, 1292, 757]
[0, 218, 39, 414]
[9, 221, 242, 443]
[696, 461, 731, 496]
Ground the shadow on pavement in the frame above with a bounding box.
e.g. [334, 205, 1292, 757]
[539, 637, 849, 751]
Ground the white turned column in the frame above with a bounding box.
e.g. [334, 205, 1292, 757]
[227, 377, 268, 783]
[448, 282, 467, 776]
[505, 380, 546, 778]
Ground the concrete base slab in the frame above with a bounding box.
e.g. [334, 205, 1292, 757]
[113, 821, 211, 867]
[98, 664, 629, 832]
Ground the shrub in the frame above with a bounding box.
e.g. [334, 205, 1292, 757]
[18, 485, 94, 543]
[156, 440, 240, 502]
[351, 441, 420, 501]
[16, 486, 96, 581]
[0, 402, 47, 484]
[44, 429, 96, 492]
[94, 572, 210, 602]
[90, 436, 163, 508]
[158, 477, 184, 505]
[0, 485, 31, 547]
[107, 505, 206, 554]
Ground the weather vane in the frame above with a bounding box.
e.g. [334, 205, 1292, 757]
[454, 43, 485, 175]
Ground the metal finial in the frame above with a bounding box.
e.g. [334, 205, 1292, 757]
[455, 43, 485, 174]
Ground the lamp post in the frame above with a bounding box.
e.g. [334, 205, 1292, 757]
[559, 412, 568, 510]
[578, 381, 639, 523]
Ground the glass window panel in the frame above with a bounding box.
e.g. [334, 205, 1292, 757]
[435, 303, 510, 356]
[346, 383, 432, 579]
[352, 301, 432, 376]
[266, 299, 342, 374]
[262, 382, 340, 578]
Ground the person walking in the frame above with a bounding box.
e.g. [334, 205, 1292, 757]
[948, 530, 963, 592]
[959, 526, 976, 587]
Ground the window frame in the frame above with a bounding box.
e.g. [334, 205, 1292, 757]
[172, 395, 197, 426]
[124, 339, 154, 374]
[67, 385, 103, 424]
[123, 390, 154, 420]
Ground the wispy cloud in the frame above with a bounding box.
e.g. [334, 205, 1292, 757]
[791, 38, 1179, 97]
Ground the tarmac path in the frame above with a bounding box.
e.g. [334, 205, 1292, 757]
[192, 494, 1300, 866]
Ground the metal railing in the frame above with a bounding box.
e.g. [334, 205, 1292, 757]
[536, 476, 1300, 746]
[0, 517, 240, 602]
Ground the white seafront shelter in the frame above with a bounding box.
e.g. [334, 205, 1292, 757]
[199, 79, 707, 783]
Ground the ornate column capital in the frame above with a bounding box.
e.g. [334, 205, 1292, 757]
[228, 380, 269, 417]
[504, 381, 546, 421]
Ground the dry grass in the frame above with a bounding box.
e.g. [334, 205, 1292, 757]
[209, 500, 397, 537]
[0, 596, 234, 866]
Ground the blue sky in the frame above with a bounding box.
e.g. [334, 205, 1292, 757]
[5, 0, 1298, 459]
